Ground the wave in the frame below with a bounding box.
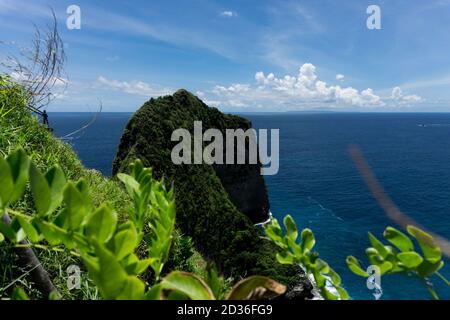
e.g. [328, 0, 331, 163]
[254, 211, 273, 227]
[307, 196, 344, 221]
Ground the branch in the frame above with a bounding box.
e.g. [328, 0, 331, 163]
[1, 213, 61, 299]
[1, 8, 67, 112]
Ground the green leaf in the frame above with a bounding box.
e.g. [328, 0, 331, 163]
[117, 173, 140, 196]
[44, 166, 66, 214]
[417, 260, 444, 277]
[315, 259, 330, 273]
[85, 204, 117, 243]
[166, 290, 190, 300]
[29, 164, 66, 217]
[48, 291, 61, 300]
[397, 252, 424, 268]
[226, 276, 286, 300]
[64, 182, 89, 230]
[75, 180, 93, 211]
[346, 256, 369, 277]
[161, 271, 215, 300]
[146, 284, 163, 300]
[368, 232, 389, 259]
[366, 247, 384, 265]
[383, 227, 414, 252]
[276, 251, 295, 265]
[10, 287, 29, 300]
[114, 227, 138, 261]
[87, 241, 128, 300]
[35, 221, 68, 246]
[17, 217, 39, 243]
[204, 264, 222, 299]
[116, 276, 145, 300]
[6, 149, 29, 204]
[0, 233, 4, 243]
[133, 258, 153, 275]
[0, 156, 14, 209]
[320, 287, 339, 300]
[328, 267, 342, 286]
[283, 215, 298, 242]
[0, 221, 16, 242]
[378, 261, 393, 275]
[264, 219, 284, 245]
[300, 228, 315, 254]
[336, 286, 349, 300]
[407, 226, 442, 263]
[313, 270, 327, 287]
[29, 163, 52, 216]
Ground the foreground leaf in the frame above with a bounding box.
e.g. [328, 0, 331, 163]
[346, 256, 369, 277]
[161, 271, 215, 300]
[6, 149, 30, 205]
[85, 204, 117, 243]
[29, 163, 52, 216]
[397, 252, 424, 269]
[226, 276, 286, 300]
[383, 227, 414, 252]
[407, 226, 441, 263]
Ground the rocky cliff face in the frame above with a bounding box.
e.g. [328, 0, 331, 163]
[214, 163, 270, 223]
[113, 89, 270, 224]
[112, 90, 310, 295]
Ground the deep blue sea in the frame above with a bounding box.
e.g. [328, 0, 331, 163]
[50, 112, 450, 300]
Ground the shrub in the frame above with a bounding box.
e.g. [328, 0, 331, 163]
[0, 150, 286, 300]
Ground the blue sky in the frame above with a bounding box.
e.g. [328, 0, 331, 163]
[1, 0, 450, 112]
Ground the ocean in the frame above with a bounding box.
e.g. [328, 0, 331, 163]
[50, 112, 450, 300]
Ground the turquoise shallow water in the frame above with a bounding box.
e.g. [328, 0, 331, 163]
[51, 112, 450, 300]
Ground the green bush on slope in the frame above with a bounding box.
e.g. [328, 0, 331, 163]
[0, 76, 204, 299]
[0, 151, 287, 300]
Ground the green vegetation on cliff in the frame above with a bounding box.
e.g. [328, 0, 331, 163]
[113, 89, 306, 287]
[0, 76, 205, 299]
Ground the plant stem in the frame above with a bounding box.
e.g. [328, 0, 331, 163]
[435, 271, 450, 286]
[423, 278, 439, 300]
[13, 243, 80, 257]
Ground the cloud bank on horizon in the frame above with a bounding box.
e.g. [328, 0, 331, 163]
[0, 0, 448, 112]
[97, 63, 423, 111]
[201, 63, 423, 111]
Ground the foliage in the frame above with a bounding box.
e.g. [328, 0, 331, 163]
[0, 149, 286, 300]
[0, 75, 131, 299]
[264, 215, 349, 300]
[113, 89, 303, 286]
[1, 77, 210, 299]
[346, 226, 450, 299]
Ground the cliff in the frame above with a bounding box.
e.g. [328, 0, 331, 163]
[113, 90, 311, 293]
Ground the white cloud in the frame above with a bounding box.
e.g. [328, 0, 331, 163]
[96, 76, 172, 97]
[202, 63, 423, 110]
[336, 74, 345, 82]
[390, 86, 423, 105]
[221, 11, 237, 18]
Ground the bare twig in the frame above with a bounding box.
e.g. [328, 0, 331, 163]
[1, 8, 66, 113]
[349, 145, 450, 258]
[59, 101, 103, 140]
